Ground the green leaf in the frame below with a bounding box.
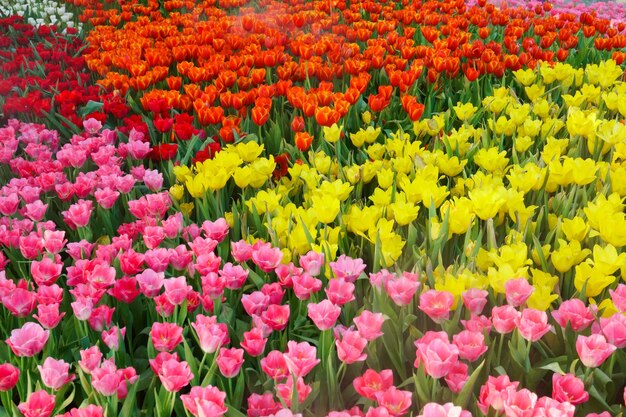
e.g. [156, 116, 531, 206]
[454, 359, 485, 409]
[79, 100, 104, 117]
[225, 406, 247, 417]
[56, 384, 76, 414]
[118, 381, 139, 417]
[183, 338, 199, 385]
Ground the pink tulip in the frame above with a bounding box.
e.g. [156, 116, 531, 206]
[0, 363, 19, 391]
[284, 341, 320, 377]
[504, 278, 534, 307]
[354, 310, 385, 341]
[108, 276, 140, 304]
[252, 244, 283, 272]
[261, 304, 290, 331]
[241, 328, 268, 357]
[552, 373, 588, 405]
[181, 385, 228, 417]
[576, 334, 616, 368]
[461, 314, 492, 333]
[551, 299, 595, 332]
[66, 240, 94, 261]
[18, 390, 56, 417]
[57, 404, 104, 417]
[220, 263, 249, 290]
[491, 305, 521, 334]
[586, 413, 611, 417]
[143, 169, 163, 191]
[71, 296, 94, 321]
[275, 377, 311, 408]
[144, 248, 171, 273]
[21, 200, 47, 221]
[452, 330, 487, 361]
[260, 350, 289, 380]
[462, 289, 489, 315]
[101, 326, 126, 351]
[126, 138, 151, 159]
[299, 250, 325, 276]
[242, 291, 270, 316]
[308, 299, 341, 331]
[201, 272, 226, 299]
[330, 255, 366, 282]
[271, 410, 303, 417]
[78, 346, 102, 374]
[375, 387, 412, 417]
[6, 322, 49, 357]
[33, 303, 65, 330]
[31, 257, 62, 286]
[353, 369, 394, 400]
[88, 305, 115, 332]
[195, 253, 222, 276]
[417, 338, 459, 379]
[533, 396, 575, 417]
[444, 361, 469, 394]
[143, 226, 165, 250]
[336, 329, 368, 364]
[38, 357, 75, 390]
[0, 193, 19, 215]
[610, 284, 626, 312]
[503, 388, 537, 417]
[136, 268, 165, 298]
[517, 309, 552, 342]
[417, 403, 468, 417]
[261, 283, 284, 305]
[202, 218, 230, 242]
[385, 274, 420, 306]
[169, 245, 192, 270]
[192, 315, 230, 354]
[36, 285, 63, 306]
[62, 199, 93, 229]
[217, 347, 244, 378]
[419, 290, 454, 322]
[292, 273, 322, 300]
[41, 230, 66, 254]
[83, 117, 102, 134]
[365, 407, 391, 417]
[93, 187, 119, 209]
[155, 294, 176, 317]
[19, 233, 43, 259]
[163, 276, 192, 306]
[150, 352, 193, 392]
[150, 322, 183, 352]
[600, 313, 626, 348]
[247, 392, 281, 417]
[325, 278, 356, 306]
[2, 288, 37, 317]
[231, 240, 254, 263]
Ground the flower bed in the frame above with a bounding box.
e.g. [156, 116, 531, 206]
[0, 0, 625, 416]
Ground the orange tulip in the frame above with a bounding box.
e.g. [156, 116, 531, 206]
[295, 132, 313, 151]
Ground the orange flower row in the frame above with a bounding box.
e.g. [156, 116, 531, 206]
[68, 0, 625, 148]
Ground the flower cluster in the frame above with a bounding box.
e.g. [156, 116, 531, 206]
[64, 0, 625, 159]
[1, 0, 626, 415]
[0, 0, 81, 30]
[0, 16, 98, 127]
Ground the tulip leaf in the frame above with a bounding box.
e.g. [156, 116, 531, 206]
[538, 361, 565, 374]
[79, 100, 104, 117]
[454, 359, 485, 409]
[182, 338, 199, 385]
[226, 407, 247, 417]
[56, 384, 75, 414]
[119, 381, 139, 417]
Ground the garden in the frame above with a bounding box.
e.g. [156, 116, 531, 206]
[0, 0, 626, 416]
